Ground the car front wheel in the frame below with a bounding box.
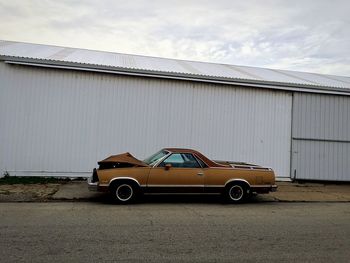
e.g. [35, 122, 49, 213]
[111, 182, 138, 204]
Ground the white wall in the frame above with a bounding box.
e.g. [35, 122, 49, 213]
[0, 63, 292, 177]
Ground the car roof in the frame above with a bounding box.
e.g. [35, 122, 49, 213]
[163, 148, 229, 168]
[163, 148, 199, 154]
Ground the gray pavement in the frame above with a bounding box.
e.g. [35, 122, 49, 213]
[0, 202, 349, 262]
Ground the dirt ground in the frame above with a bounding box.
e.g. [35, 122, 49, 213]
[271, 181, 350, 201]
[0, 184, 60, 202]
[0, 181, 350, 202]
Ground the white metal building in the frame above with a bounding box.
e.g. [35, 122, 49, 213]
[1, 40, 349, 181]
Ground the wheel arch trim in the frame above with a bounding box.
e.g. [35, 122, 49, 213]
[224, 179, 251, 188]
[109, 177, 141, 188]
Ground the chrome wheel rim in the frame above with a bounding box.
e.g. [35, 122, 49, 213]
[229, 185, 244, 201]
[116, 184, 133, 201]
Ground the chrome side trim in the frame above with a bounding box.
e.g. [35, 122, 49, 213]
[145, 184, 276, 188]
[144, 193, 221, 196]
[224, 179, 251, 187]
[145, 186, 277, 188]
[109, 177, 141, 187]
[147, 184, 204, 187]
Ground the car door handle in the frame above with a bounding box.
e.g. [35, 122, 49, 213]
[197, 172, 204, 176]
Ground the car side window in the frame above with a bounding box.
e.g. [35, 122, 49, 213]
[159, 153, 201, 168]
[160, 153, 184, 167]
[195, 156, 208, 168]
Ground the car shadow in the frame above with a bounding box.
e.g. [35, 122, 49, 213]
[87, 192, 276, 205]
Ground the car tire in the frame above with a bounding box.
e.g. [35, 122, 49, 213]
[110, 182, 138, 204]
[224, 183, 249, 203]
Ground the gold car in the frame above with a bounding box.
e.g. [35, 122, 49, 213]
[88, 148, 277, 203]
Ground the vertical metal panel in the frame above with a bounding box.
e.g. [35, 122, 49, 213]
[292, 93, 350, 181]
[293, 93, 350, 140]
[189, 83, 292, 177]
[0, 62, 292, 177]
[292, 140, 350, 181]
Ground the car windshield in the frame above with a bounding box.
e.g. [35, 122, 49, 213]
[143, 150, 169, 165]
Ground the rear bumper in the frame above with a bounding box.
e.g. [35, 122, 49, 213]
[251, 184, 278, 194]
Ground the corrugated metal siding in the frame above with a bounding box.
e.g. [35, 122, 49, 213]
[292, 140, 350, 181]
[1, 40, 350, 91]
[189, 83, 292, 178]
[0, 62, 292, 177]
[292, 93, 350, 181]
[293, 93, 350, 141]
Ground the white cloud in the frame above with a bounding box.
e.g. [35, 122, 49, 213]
[0, 0, 349, 76]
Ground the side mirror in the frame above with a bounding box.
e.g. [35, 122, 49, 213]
[164, 163, 172, 170]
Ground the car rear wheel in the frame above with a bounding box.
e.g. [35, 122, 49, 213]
[224, 183, 249, 203]
[110, 182, 138, 204]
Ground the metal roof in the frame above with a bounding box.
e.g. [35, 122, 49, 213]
[1, 40, 350, 95]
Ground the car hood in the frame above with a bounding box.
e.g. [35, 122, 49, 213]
[98, 152, 149, 167]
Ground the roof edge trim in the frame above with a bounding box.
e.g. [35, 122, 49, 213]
[2, 57, 350, 96]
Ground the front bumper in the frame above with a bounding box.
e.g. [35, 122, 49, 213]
[87, 176, 99, 191]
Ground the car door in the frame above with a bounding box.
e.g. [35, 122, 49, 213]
[147, 153, 204, 193]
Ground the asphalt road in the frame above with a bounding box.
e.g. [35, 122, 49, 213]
[0, 200, 349, 262]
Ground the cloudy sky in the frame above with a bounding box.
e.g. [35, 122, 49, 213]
[0, 0, 349, 76]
